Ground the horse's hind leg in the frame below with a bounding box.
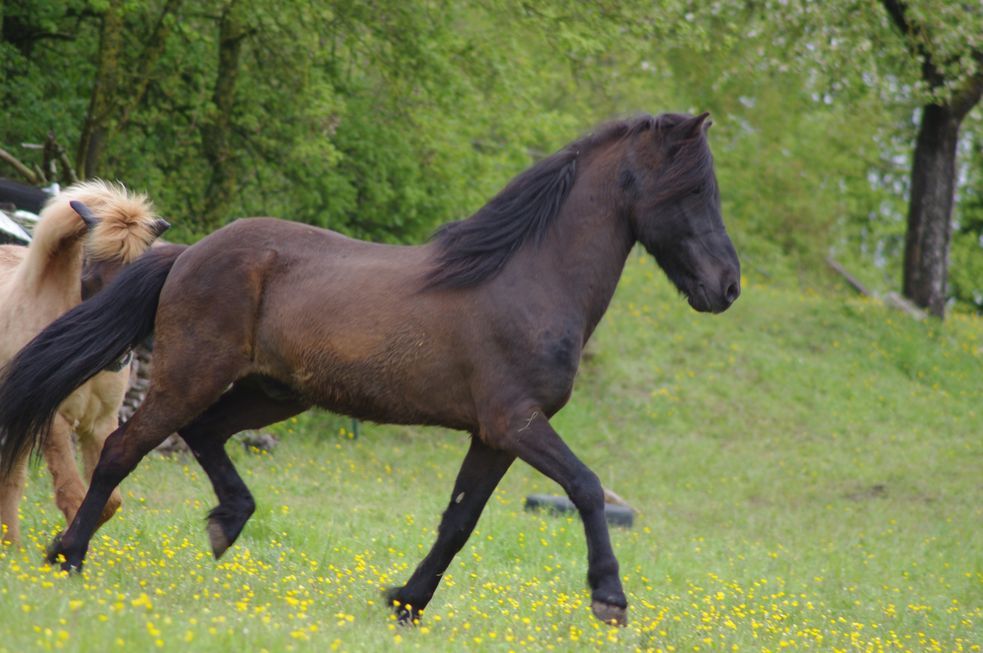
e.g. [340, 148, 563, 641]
[46, 365, 244, 570]
[42, 413, 122, 529]
[178, 379, 306, 559]
[45, 412, 171, 570]
[387, 436, 514, 622]
[43, 414, 90, 527]
[0, 453, 28, 544]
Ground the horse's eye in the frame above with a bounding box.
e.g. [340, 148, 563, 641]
[691, 186, 703, 196]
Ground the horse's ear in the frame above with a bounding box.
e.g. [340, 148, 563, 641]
[69, 200, 100, 229]
[677, 112, 710, 138]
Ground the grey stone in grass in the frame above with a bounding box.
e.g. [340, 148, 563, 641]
[236, 430, 279, 453]
[524, 493, 634, 528]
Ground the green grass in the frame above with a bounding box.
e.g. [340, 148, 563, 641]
[1, 253, 981, 652]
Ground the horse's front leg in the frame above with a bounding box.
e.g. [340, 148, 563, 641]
[496, 408, 628, 625]
[388, 436, 513, 623]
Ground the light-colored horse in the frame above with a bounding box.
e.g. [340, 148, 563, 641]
[0, 181, 167, 544]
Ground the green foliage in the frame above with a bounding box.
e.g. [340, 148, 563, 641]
[950, 130, 983, 313]
[0, 0, 980, 309]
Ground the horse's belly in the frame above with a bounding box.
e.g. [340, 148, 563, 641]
[298, 366, 473, 429]
[282, 348, 473, 430]
[57, 370, 128, 431]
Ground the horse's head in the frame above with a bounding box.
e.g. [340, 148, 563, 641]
[621, 112, 740, 313]
[65, 189, 169, 299]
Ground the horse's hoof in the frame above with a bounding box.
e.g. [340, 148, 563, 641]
[591, 599, 628, 626]
[44, 532, 64, 564]
[207, 518, 231, 559]
[45, 533, 83, 573]
[205, 502, 252, 559]
[383, 586, 421, 625]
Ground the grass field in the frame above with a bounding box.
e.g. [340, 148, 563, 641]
[1, 253, 981, 652]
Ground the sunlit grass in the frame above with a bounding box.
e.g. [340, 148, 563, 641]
[1, 254, 980, 652]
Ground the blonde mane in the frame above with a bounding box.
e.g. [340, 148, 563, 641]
[53, 180, 161, 264]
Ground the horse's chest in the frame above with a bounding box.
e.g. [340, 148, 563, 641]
[505, 325, 583, 413]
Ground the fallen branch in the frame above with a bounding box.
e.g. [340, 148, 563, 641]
[826, 257, 926, 320]
[826, 256, 871, 296]
[0, 148, 40, 184]
[883, 291, 928, 321]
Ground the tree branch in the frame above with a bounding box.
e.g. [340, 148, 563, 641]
[76, 0, 125, 177]
[950, 72, 983, 120]
[22, 31, 77, 43]
[879, 0, 944, 88]
[198, 0, 247, 226]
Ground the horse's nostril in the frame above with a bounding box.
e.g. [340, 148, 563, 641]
[724, 281, 740, 304]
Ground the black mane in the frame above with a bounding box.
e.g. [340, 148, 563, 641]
[649, 113, 717, 208]
[424, 113, 707, 289]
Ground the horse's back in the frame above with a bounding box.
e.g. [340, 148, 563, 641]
[168, 217, 432, 311]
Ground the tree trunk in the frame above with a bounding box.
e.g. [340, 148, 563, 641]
[879, 0, 983, 319]
[199, 1, 246, 229]
[902, 72, 983, 319]
[75, 0, 182, 179]
[902, 104, 960, 317]
[76, 0, 124, 179]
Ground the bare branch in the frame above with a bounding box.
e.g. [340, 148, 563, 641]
[0, 148, 41, 184]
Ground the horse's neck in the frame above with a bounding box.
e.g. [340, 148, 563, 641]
[17, 238, 85, 300]
[540, 173, 634, 341]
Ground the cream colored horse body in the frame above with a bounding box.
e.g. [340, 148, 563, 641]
[0, 182, 162, 543]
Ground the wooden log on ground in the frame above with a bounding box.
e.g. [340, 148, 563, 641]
[826, 257, 927, 320]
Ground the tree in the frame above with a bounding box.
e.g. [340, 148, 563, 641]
[879, 0, 983, 317]
[950, 132, 983, 313]
[3, 0, 977, 318]
[665, 0, 982, 317]
[76, 0, 183, 179]
[199, 0, 246, 227]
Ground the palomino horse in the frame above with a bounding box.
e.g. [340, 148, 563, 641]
[0, 181, 168, 543]
[0, 113, 739, 625]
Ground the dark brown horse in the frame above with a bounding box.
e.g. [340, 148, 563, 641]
[0, 112, 739, 625]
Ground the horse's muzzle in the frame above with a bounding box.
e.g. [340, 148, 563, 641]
[690, 271, 740, 314]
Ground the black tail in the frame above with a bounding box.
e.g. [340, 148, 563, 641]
[0, 244, 187, 479]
